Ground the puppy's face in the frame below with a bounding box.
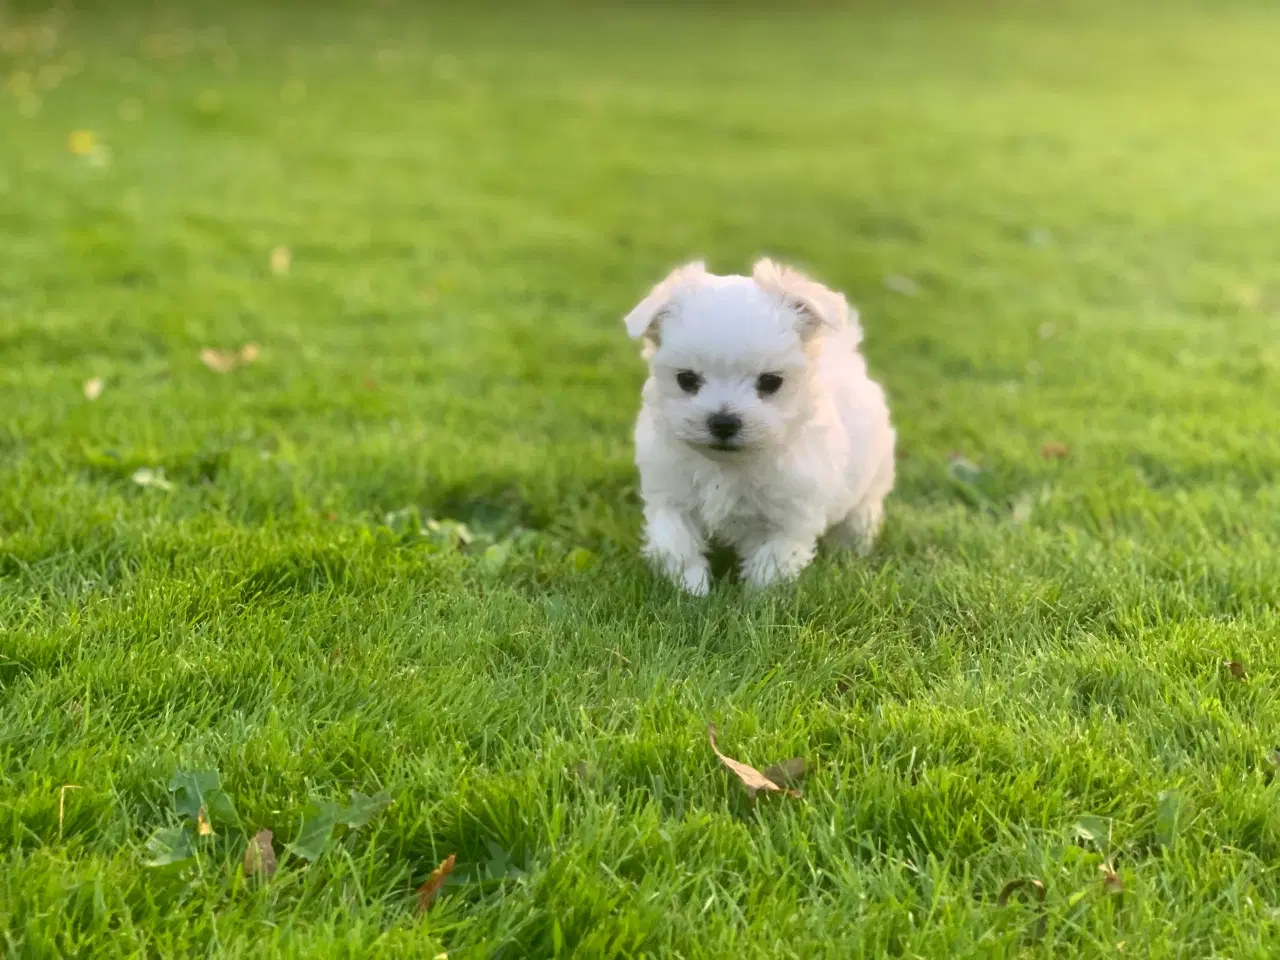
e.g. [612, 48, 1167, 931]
[625, 260, 856, 457]
[646, 282, 812, 455]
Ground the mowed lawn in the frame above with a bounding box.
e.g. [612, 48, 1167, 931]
[3, 0, 1280, 955]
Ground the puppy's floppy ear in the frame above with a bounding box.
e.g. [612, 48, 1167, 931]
[752, 258, 862, 345]
[623, 261, 707, 347]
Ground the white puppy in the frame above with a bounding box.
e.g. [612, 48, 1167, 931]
[625, 259, 895, 595]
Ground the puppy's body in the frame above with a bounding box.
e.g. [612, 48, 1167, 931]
[626, 261, 894, 595]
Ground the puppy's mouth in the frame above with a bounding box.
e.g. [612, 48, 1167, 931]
[695, 439, 747, 454]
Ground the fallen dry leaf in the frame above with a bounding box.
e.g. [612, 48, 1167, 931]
[707, 724, 800, 799]
[1041, 442, 1070, 461]
[1100, 863, 1123, 895]
[416, 853, 456, 914]
[244, 828, 277, 879]
[83, 377, 104, 400]
[200, 345, 259, 373]
[200, 347, 237, 373]
[197, 806, 214, 836]
[270, 246, 291, 276]
[1224, 660, 1248, 681]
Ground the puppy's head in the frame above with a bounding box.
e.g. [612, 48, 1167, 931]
[624, 259, 859, 456]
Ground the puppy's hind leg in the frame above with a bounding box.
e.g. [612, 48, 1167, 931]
[835, 499, 885, 557]
[835, 452, 894, 557]
[643, 504, 712, 596]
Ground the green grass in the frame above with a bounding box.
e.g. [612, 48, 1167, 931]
[3, 0, 1280, 955]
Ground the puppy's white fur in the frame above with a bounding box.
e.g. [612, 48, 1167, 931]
[625, 259, 895, 595]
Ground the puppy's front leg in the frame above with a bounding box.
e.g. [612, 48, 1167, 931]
[740, 531, 819, 589]
[643, 505, 711, 596]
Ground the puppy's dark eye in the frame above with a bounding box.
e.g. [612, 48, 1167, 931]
[756, 373, 784, 396]
[676, 370, 702, 394]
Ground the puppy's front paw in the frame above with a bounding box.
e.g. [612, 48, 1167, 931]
[644, 547, 712, 596]
[643, 506, 710, 596]
[741, 539, 816, 589]
[679, 564, 711, 597]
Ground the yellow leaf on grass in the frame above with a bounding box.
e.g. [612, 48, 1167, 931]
[200, 345, 260, 372]
[197, 806, 214, 836]
[200, 347, 237, 373]
[708, 724, 802, 799]
[83, 377, 104, 400]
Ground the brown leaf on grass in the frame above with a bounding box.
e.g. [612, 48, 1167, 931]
[416, 853, 456, 914]
[1224, 660, 1248, 681]
[1041, 442, 1070, 461]
[239, 342, 261, 364]
[200, 348, 237, 373]
[1100, 863, 1123, 894]
[244, 828, 277, 879]
[197, 806, 215, 836]
[83, 377, 104, 400]
[707, 725, 801, 799]
[997, 877, 1046, 907]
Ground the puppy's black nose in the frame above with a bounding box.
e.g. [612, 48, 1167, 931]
[707, 412, 742, 441]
